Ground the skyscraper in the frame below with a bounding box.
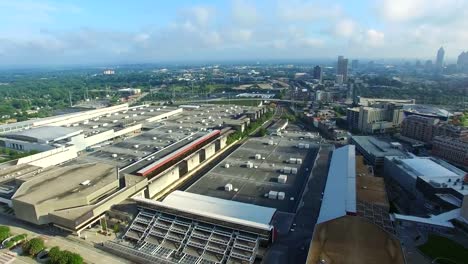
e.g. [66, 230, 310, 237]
[457, 51, 468, 71]
[436, 47, 445, 70]
[313, 65, 323, 83]
[351, 59, 359, 70]
[337, 56, 349, 82]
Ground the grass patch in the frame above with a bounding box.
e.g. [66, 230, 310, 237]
[418, 234, 468, 264]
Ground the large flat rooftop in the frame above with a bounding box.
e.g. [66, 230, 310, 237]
[13, 163, 117, 205]
[186, 124, 319, 212]
[352, 136, 406, 158]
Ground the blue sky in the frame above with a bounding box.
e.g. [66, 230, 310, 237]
[0, 0, 466, 65]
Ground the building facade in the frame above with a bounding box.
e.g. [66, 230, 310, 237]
[432, 136, 468, 168]
[401, 115, 439, 143]
[401, 115, 468, 143]
[347, 104, 404, 134]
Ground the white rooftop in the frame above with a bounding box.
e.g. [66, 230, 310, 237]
[317, 145, 356, 224]
[163, 191, 276, 227]
[393, 208, 461, 229]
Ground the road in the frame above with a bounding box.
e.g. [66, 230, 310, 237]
[0, 214, 130, 264]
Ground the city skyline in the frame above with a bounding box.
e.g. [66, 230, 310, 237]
[0, 0, 467, 65]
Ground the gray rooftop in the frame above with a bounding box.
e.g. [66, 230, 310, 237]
[187, 123, 321, 212]
[351, 136, 406, 158]
[4, 126, 82, 143]
[13, 162, 118, 205]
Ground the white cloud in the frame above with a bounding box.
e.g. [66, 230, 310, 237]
[380, 0, 464, 23]
[365, 29, 385, 46]
[277, 0, 342, 22]
[231, 0, 259, 26]
[333, 19, 356, 38]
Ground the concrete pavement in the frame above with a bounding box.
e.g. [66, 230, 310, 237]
[0, 215, 130, 264]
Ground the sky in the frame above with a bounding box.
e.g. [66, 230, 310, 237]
[0, 0, 467, 65]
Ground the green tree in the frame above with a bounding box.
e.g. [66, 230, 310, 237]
[0, 226, 10, 241]
[113, 223, 120, 234]
[22, 237, 45, 256]
[48, 246, 61, 263]
[258, 127, 267, 137]
[101, 219, 107, 231]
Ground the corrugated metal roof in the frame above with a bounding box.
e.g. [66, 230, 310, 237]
[162, 191, 276, 227]
[317, 145, 356, 224]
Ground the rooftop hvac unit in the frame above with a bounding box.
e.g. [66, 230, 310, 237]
[225, 184, 233, 192]
[278, 175, 288, 184]
[111, 154, 118, 158]
[296, 159, 303, 164]
[268, 140, 274, 145]
[298, 143, 305, 149]
[278, 192, 286, 200]
[225, 163, 230, 168]
[268, 191, 278, 200]
[289, 158, 297, 164]
[246, 162, 254, 169]
[291, 168, 298, 174]
[282, 167, 292, 174]
[305, 144, 310, 149]
[133, 145, 139, 149]
[255, 154, 262, 160]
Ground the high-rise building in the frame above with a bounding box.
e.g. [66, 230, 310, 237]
[337, 56, 349, 82]
[335, 74, 343, 84]
[313, 65, 323, 83]
[424, 60, 433, 71]
[458, 51, 468, 70]
[351, 59, 359, 70]
[436, 47, 445, 70]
